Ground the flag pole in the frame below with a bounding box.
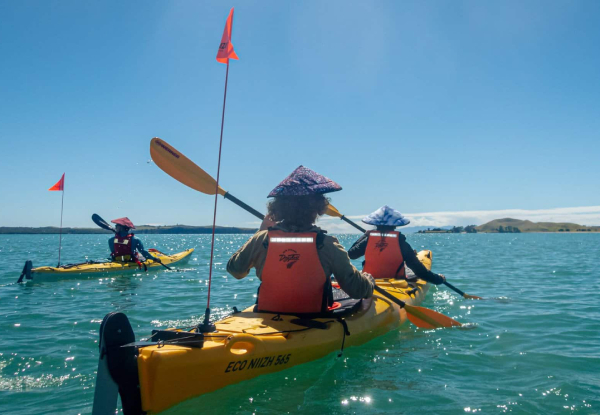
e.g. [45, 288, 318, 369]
[200, 9, 235, 333]
[201, 60, 230, 332]
[57, 186, 64, 267]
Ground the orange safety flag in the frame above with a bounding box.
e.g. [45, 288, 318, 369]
[49, 173, 65, 191]
[216, 8, 239, 64]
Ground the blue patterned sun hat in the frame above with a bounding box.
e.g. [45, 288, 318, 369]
[362, 205, 410, 227]
[268, 166, 342, 197]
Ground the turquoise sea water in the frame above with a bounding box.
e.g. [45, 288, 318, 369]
[1, 233, 599, 414]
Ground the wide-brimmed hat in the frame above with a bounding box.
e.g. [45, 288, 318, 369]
[362, 205, 410, 227]
[268, 165, 342, 197]
[111, 217, 136, 229]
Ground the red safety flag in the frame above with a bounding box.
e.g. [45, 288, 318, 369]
[49, 173, 65, 191]
[216, 8, 239, 64]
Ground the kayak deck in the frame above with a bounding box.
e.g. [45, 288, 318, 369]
[30, 248, 194, 277]
[134, 250, 432, 413]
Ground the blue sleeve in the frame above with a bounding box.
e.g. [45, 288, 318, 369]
[108, 236, 114, 253]
[132, 237, 158, 261]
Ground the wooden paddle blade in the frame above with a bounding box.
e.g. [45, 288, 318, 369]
[404, 304, 462, 329]
[150, 138, 226, 196]
[325, 204, 343, 218]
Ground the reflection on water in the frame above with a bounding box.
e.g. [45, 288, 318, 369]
[0, 233, 599, 414]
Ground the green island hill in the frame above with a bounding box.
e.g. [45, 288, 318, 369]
[418, 218, 600, 234]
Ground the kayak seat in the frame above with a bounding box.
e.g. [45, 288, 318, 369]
[252, 287, 362, 319]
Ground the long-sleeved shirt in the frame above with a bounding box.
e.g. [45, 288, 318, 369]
[108, 234, 158, 262]
[227, 222, 374, 299]
[348, 232, 444, 284]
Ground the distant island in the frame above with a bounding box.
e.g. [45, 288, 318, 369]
[418, 218, 600, 234]
[418, 225, 478, 234]
[0, 225, 258, 235]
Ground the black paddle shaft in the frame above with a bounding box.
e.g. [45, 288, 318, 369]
[374, 285, 407, 308]
[223, 192, 265, 221]
[443, 281, 466, 297]
[341, 216, 366, 233]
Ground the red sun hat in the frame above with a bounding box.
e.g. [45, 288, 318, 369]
[111, 217, 135, 229]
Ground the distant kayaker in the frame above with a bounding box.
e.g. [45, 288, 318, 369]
[109, 217, 162, 266]
[348, 205, 445, 284]
[227, 166, 375, 315]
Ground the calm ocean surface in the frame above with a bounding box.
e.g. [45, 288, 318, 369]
[1, 233, 599, 414]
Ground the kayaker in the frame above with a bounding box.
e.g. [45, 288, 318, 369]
[348, 205, 445, 284]
[109, 217, 162, 266]
[227, 166, 375, 315]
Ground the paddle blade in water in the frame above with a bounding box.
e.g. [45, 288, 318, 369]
[150, 138, 226, 196]
[404, 304, 462, 329]
[463, 293, 484, 300]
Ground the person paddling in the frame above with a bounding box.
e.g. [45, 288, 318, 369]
[348, 205, 445, 285]
[227, 166, 375, 315]
[109, 217, 162, 268]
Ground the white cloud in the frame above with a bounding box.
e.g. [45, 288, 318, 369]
[319, 205, 600, 233]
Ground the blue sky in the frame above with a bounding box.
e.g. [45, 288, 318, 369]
[1, 1, 599, 231]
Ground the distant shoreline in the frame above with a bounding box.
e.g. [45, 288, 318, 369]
[419, 230, 599, 234]
[418, 218, 600, 234]
[0, 226, 258, 235]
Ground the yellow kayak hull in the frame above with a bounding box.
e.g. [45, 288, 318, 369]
[137, 250, 432, 413]
[31, 248, 194, 278]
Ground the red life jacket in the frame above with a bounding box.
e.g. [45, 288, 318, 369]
[362, 230, 406, 280]
[257, 230, 330, 314]
[112, 234, 134, 262]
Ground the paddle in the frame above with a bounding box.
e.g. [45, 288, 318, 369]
[92, 214, 115, 232]
[325, 204, 367, 233]
[150, 138, 460, 329]
[443, 281, 483, 300]
[321, 208, 483, 301]
[150, 138, 265, 221]
[374, 286, 461, 328]
[151, 137, 350, 223]
[91, 214, 172, 271]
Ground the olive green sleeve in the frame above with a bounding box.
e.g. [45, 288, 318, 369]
[327, 237, 374, 299]
[226, 231, 268, 279]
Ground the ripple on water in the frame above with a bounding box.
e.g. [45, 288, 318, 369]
[0, 233, 599, 414]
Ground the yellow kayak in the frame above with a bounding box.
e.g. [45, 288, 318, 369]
[92, 250, 433, 414]
[22, 249, 194, 281]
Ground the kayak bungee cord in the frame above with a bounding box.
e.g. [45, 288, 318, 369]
[200, 8, 239, 333]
